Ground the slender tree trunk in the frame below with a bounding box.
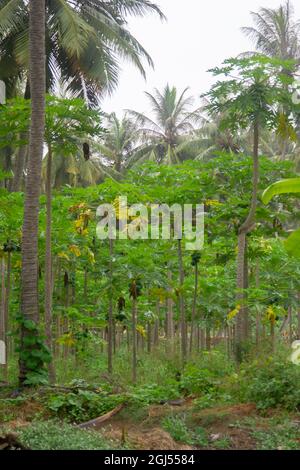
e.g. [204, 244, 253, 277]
[166, 271, 174, 341]
[235, 121, 259, 362]
[84, 269, 88, 301]
[243, 239, 249, 338]
[3, 252, 11, 376]
[206, 327, 211, 351]
[132, 298, 137, 384]
[270, 320, 275, 352]
[19, 0, 46, 384]
[190, 263, 199, 353]
[45, 146, 55, 383]
[289, 306, 293, 344]
[147, 322, 152, 353]
[178, 240, 186, 364]
[255, 262, 260, 348]
[154, 300, 160, 347]
[0, 259, 7, 379]
[108, 239, 114, 374]
[298, 293, 300, 339]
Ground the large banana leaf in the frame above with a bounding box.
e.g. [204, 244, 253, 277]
[285, 228, 300, 258]
[262, 177, 300, 258]
[262, 178, 300, 204]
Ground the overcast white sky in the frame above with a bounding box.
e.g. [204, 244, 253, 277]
[102, 0, 300, 117]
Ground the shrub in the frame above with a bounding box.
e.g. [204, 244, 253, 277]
[46, 390, 124, 422]
[129, 382, 180, 405]
[18, 421, 116, 450]
[180, 365, 218, 395]
[180, 350, 235, 396]
[243, 358, 300, 411]
[162, 415, 209, 447]
[162, 415, 194, 445]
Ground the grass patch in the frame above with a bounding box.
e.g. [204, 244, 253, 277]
[18, 421, 118, 450]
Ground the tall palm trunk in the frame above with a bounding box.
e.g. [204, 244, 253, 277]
[45, 146, 55, 383]
[235, 121, 259, 362]
[19, 0, 46, 384]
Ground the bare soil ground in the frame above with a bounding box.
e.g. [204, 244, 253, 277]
[99, 402, 258, 450]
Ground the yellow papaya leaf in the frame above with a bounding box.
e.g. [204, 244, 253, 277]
[69, 245, 81, 257]
[86, 248, 95, 264]
[206, 199, 222, 207]
[266, 306, 276, 323]
[136, 325, 147, 338]
[56, 333, 76, 347]
[58, 252, 70, 261]
[227, 305, 241, 321]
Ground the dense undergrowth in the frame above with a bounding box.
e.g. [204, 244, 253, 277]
[1, 344, 300, 450]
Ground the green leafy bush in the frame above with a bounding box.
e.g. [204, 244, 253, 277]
[46, 390, 124, 422]
[162, 415, 209, 447]
[193, 392, 234, 410]
[180, 351, 234, 396]
[18, 421, 116, 450]
[162, 415, 194, 445]
[243, 358, 300, 411]
[180, 365, 218, 395]
[252, 420, 300, 450]
[129, 382, 180, 405]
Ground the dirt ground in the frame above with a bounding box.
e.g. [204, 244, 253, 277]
[99, 402, 258, 450]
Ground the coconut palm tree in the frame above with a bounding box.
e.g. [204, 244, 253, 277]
[19, 0, 46, 385]
[97, 113, 141, 173]
[0, 0, 165, 103]
[242, 1, 300, 62]
[0, 0, 165, 189]
[41, 149, 118, 188]
[127, 85, 203, 166]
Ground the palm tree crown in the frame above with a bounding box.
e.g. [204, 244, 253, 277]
[0, 0, 165, 104]
[242, 0, 300, 61]
[98, 113, 140, 173]
[127, 85, 202, 165]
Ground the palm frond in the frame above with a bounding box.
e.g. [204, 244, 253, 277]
[0, 0, 25, 37]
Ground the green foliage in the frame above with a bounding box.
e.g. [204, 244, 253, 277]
[252, 420, 300, 450]
[180, 351, 235, 395]
[162, 415, 195, 445]
[180, 365, 218, 395]
[262, 178, 300, 205]
[17, 421, 116, 450]
[205, 56, 297, 133]
[162, 415, 209, 447]
[16, 316, 52, 386]
[46, 390, 124, 423]
[0, 396, 27, 423]
[193, 392, 234, 410]
[0, 0, 164, 101]
[243, 358, 300, 411]
[129, 383, 180, 405]
[262, 177, 300, 258]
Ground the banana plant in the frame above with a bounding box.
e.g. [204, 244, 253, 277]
[262, 178, 300, 257]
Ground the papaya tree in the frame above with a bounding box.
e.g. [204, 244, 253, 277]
[204, 56, 298, 360]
